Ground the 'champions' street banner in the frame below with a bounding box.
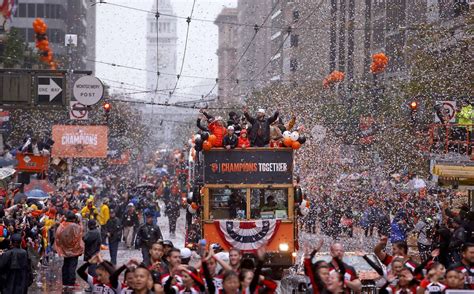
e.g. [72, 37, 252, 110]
[203, 149, 293, 184]
[52, 125, 108, 158]
[214, 220, 280, 251]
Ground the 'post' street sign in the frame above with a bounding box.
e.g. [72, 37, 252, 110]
[37, 76, 64, 105]
[73, 76, 104, 106]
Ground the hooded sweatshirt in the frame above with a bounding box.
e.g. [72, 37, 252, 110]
[237, 130, 251, 148]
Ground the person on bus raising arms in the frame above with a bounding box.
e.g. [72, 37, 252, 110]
[197, 109, 226, 148]
[243, 107, 279, 147]
[374, 236, 418, 272]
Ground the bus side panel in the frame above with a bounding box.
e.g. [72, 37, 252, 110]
[203, 221, 295, 252]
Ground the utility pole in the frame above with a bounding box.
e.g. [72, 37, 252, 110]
[65, 34, 77, 180]
[65, 34, 78, 105]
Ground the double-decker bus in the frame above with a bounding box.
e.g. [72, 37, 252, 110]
[190, 148, 298, 278]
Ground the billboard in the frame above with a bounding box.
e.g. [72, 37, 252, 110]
[203, 149, 293, 184]
[52, 125, 108, 158]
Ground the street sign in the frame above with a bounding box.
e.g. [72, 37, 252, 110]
[73, 76, 104, 106]
[37, 76, 64, 105]
[435, 101, 457, 123]
[69, 101, 88, 120]
[65, 34, 78, 47]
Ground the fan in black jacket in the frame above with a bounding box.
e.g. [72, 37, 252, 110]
[223, 126, 238, 149]
[104, 210, 122, 265]
[83, 220, 102, 277]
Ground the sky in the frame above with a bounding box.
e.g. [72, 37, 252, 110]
[95, 0, 236, 103]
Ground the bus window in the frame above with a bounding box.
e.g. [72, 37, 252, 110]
[251, 189, 288, 219]
[209, 188, 246, 220]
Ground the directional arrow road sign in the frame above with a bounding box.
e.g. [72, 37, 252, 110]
[37, 77, 64, 105]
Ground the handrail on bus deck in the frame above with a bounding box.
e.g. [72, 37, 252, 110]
[428, 123, 473, 154]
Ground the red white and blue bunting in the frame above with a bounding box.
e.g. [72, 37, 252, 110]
[214, 220, 280, 251]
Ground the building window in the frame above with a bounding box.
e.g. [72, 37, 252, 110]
[50, 29, 64, 43]
[290, 34, 299, 47]
[45, 4, 51, 18]
[37, 4, 44, 18]
[27, 28, 35, 42]
[18, 4, 27, 17]
[271, 9, 281, 20]
[290, 58, 298, 71]
[27, 4, 35, 18]
[271, 31, 281, 40]
[293, 9, 300, 21]
[53, 5, 60, 19]
[58, 5, 65, 19]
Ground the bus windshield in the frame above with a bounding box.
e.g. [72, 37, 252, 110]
[209, 188, 289, 220]
[209, 188, 247, 219]
[251, 188, 288, 219]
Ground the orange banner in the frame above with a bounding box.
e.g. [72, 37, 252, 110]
[52, 125, 108, 158]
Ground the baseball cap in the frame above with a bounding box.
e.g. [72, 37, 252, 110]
[163, 240, 174, 247]
[211, 243, 222, 251]
[228, 126, 234, 131]
[257, 108, 265, 114]
[180, 248, 192, 259]
[88, 219, 97, 229]
[11, 233, 22, 243]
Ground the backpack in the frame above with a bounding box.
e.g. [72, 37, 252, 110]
[0, 225, 7, 242]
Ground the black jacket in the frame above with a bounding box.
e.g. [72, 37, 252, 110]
[244, 111, 279, 147]
[227, 118, 242, 136]
[0, 247, 33, 294]
[196, 118, 209, 132]
[136, 223, 163, 249]
[122, 211, 139, 228]
[83, 228, 101, 261]
[104, 217, 122, 244]
[223, 134, 238, 148]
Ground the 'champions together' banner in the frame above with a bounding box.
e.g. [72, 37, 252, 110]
[203, 149, 293, 184]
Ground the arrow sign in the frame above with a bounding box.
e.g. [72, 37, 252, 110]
[37, 76, 64, 105]
[38, 78, 62, 101]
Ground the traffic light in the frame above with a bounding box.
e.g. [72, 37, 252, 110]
[409, 101, 418, 111]
[408, 100, 419, 125]
[103, 102, 111, 113]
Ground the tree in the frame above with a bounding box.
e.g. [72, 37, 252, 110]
[1, 28, 42, 68]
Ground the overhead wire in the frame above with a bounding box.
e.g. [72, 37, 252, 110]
[94, 1, 456, 33]
[151, 0, 160, 123]
[169, 0, 197, 98]
[110, 97, 234, 110]
[90, 58, 313, 83]
[88, 58, 218, 80]
[100, 77, 216, 92]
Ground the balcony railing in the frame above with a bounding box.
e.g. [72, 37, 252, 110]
[429, 123, 473, 157]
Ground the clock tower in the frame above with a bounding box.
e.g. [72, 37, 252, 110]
[146, 0, 178, 101]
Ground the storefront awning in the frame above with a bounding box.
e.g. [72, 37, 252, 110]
[433, 164, 474, 178]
